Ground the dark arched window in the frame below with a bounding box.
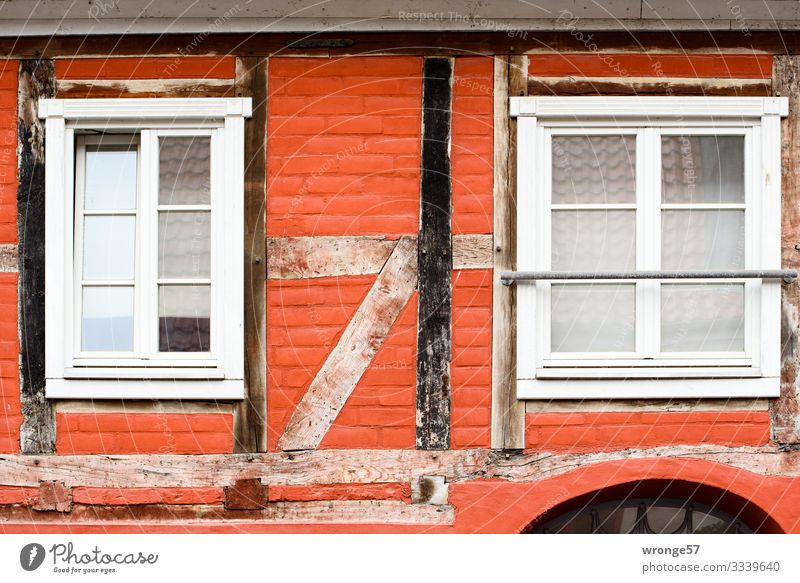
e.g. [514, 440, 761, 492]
[529, 498, 753, 534]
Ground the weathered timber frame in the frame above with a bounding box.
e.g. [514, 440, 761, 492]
[234, 56, 268, 453]
[17, 59, 55, 454]
[416, 57, 454, 450]
[490, 55, 526, 450]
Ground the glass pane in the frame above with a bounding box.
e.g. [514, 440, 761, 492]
[552, 210, 635, 271]
[661, 284, 744, 352]
[81, 286, 134, 352]
[158, 211, 211, 278]
[159, 137, 211, 205]
[84, 144, 138, 210]
[82, 216, 135, 280]
[159, 285, 210, 352]
[551, 284, 635, 352]
[662, 136, 745, 204]
[662, 210, 744, 270]
[552, 135, 636, 204]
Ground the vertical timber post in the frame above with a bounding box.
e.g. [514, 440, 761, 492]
[490, 55, 526, 450]
[416, 57, 453, 450]
[233, 57, 268, 453]
[17, 59, 56, 454]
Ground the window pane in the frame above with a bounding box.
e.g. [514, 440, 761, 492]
[662, 210, 744, 269]
[552, 135, 636, 204]
[552, 210, 635, 271]
[661, 284, 744, 352]
[159, 137, 211, 205]
[158, 211, 211, 278]
[81, 286, 134, 352]
[159, 285, 210, 352]
[84, 144, 138, 210]
[662, 136, 745, 204]
[82, 216, 135, 280]
[551, 284, 635, 352]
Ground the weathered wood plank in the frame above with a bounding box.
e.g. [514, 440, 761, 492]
[0, 501, 455, 525]
[55, 78, 234, 98]
[233, 56, 268, 454]
[528, 76, 772, 96]
[491, 55, 526, 450]
[278, 236, 418, 451]
[267, 236, 397, 279]
[0, 244, 17, 272]
[17, 59, 56, 455]
[452, 234, 493, 270]
[267, 234, 491, 279]
[0, 446, 797, 490]
[773, 55, 800, 446]
[416, 57, 453, 451]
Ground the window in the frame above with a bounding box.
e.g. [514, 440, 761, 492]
[40, 98, 251, 399]
[511, 96, 789, 399]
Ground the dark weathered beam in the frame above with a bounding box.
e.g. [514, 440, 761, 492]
[416, 57, 453, 451]
[233, 57, 268, 453]
[0, 31, 797, 59]
[17, 59, 55, 455]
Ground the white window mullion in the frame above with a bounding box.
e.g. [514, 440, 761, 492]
[640, 127, 661, 359]
[139, 130, 157, 360]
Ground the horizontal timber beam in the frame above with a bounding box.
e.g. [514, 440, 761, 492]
[0, 446, 798, 490]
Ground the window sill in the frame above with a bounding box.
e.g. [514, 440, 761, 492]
[535, 366, 762, 379]
[45, 378, 244, 400]
[517, 377, 779, 400]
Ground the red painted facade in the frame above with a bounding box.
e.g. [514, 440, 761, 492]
[1, 51, 799, 533]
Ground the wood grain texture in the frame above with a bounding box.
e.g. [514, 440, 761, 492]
[0, 446, 798, 489]
[278, 236, 418, 451]
[0, 244, 17, 272]
[528, 77, 771, 96]
[234, 56, 268, 454]
[490, 55, 525, 450]
[773, 55, 800, 446]
[267, 234, 491, 278]
[17, 59, 55, 455]
[56, 78, 234, 98]
[416, 57, 453, 451]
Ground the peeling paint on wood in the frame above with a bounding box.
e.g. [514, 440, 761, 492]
[55, 78, 235, 98]
[0, 244, 18, 272]
[278, 236, 418, 451]
[528, 76, 771, 96]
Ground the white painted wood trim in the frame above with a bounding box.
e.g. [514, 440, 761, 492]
[510, 96, 789, 119]
[517, 377, 780, 400]
[45, 378, 245, 400]
[39, 98, 252, 121]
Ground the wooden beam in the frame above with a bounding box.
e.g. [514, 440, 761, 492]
[0, 500, 455, 525]
[0, 31, 797, 60]
[278, 236, 418, 451]
[491, 56, 526, 450]
[0, 244, 17, 272]
[416, 57, 454, 451]
[528, 77, 772, 96]
[17, 59, 55, 455]
[267, 234, 491, 279]
[0, 446, 798, 490]
[773, 55, 800, 446]
[55, 78, 234, 98]
[233, 57, 268, 454]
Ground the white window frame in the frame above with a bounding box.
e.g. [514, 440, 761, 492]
[39, 98, 252, 399]
[511, 96, 788, 400]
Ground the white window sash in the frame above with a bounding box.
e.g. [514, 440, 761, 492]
[512, 96, 788, 399]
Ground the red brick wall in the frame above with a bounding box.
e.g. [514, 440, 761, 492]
[56, 413, 234, 454]
[267, 57, 422, 237]
[0, 61, 18, 454]
[525, 411, 771, 453]
[266, 57, 423, 450]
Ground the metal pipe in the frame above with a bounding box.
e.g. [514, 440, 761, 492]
[501, 269, 799, 285]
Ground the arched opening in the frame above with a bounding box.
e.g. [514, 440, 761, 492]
[523, 479, 782, 534]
